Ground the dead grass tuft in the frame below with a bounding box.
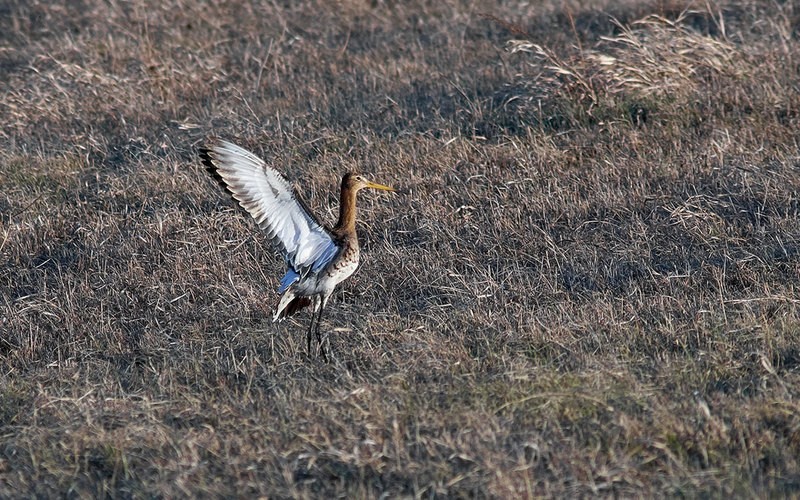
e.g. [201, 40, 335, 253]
[2, 0, 800, 497]
[509, 11, 739, 102]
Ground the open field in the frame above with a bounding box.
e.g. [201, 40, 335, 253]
[2, 0, 800, 496]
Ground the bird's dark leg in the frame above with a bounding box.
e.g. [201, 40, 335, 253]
[314, 302, 328, 363]
[306, 297, 318, 356]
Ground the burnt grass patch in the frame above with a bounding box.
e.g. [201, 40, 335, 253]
[2, 0, 800, 497]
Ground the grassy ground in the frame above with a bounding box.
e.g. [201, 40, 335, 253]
[2, 0, 799, 497]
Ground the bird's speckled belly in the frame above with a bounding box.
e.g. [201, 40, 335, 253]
[327, 253, 359, 286]
[293, 247, 359, 297]
[325, 246, 359, 287]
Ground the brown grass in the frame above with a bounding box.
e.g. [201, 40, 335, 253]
[2, 0, 800, 497]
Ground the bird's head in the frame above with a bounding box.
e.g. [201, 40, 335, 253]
[343, 172, 395, 193]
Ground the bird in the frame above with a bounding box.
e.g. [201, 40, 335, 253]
[199, 139, 395, 360]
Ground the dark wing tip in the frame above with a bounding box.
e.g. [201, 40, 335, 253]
[199, 145, 228, 188]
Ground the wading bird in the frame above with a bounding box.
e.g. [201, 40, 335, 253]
[200, 140, 395, 360]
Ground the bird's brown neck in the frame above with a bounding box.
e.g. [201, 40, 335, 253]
[334, 184, 358, 235]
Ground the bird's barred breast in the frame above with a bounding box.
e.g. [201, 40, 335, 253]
[325, 247, 359, 285]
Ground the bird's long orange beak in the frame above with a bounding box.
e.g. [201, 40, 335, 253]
[365, 180, 395, 192]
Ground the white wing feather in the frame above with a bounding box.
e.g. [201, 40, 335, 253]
[205, 140, 339, 275]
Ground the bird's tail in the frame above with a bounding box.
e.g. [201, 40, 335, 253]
[273, 290, 312, 321]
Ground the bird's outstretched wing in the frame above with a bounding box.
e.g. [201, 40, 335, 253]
[200, 140, 339, 279]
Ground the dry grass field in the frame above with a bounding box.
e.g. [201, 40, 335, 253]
[2, 0, 800, 497]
